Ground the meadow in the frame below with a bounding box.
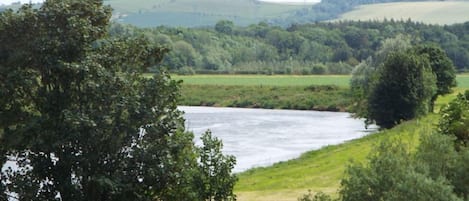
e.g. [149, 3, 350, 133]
[107, 0, 309, 27]
[174, 74, 469, 87]
[173, 74, 351, 87]
[336, 1, 469, 25]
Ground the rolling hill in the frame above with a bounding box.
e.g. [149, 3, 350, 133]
[107, 0, 313, 27]
[335, 1, 469, 25]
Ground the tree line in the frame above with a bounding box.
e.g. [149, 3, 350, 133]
[109, 19, 469, 75]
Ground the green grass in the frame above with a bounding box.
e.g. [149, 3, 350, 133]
[179, 85, 351, 111]
[172, 74, 469, 88]
[235, 114, 436, 201]
[172, 75, 351, 87]
[335, 1, 469, 25]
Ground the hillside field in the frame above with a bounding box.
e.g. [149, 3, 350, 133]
[336, 1, 469, 25]
[106, 0, 310, 27]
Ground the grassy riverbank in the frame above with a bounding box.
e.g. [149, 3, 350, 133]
[179, 85, 351, 111]
[175, 75, 352, 111]
[234, 88, 468, 201]
[235, 115, 435, 201]
[175, 74, 469, 111]
[172, 74, 469, 200]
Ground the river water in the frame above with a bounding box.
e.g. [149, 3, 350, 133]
[180, 106, 376, 173]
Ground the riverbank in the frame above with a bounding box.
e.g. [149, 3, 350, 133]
[235, 114, 435, 201]
[179, 84, 352, 112]
[233, 87, 467, 201]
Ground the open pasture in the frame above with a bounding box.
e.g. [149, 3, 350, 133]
[173, 74, 469, 88]
[172, 74, 351, 87]
[336, 1, 469, 25]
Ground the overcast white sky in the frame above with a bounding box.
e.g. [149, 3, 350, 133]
[1, 0, 320, 6]
[0, 0, 43, 5]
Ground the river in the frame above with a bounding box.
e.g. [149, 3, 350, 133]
[180, 106, 376, 173]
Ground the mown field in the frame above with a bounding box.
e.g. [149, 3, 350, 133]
[336, 1, 469, 25]
[174, 73, 469, 87]
[173, 75, 351, 87]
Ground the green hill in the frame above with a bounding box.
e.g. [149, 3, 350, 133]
[107, 0, 312, 27]
[335, 1, 469, 25]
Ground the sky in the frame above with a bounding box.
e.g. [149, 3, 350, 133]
[0, 0, 43, 5]
[1, 0, 320, 6]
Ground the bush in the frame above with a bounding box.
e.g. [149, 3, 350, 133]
[438, 90, 469, 146]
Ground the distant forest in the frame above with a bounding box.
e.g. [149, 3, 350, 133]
[111, 20, 469, 74]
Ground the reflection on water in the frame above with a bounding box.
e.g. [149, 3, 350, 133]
[180, 106, 376, 173]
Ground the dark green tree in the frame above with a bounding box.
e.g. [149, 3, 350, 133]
[367, 51, 436, 128]
[215, 20, 235, 34]
[0, 1, 236, 200]
[413, 44, 457, 112]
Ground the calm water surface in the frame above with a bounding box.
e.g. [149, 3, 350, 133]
[180, 106, 376, 173]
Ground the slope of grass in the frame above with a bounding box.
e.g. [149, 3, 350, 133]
[106, 0, 310, 27]
[234, 86, 468, 201]
[336, 1, 469, 25]
[235, 114, 435, 201]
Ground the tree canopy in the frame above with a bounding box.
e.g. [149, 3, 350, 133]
[0, 1, 236, 200]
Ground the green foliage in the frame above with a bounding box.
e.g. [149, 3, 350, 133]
[438, 90, 469, 146]
[0, 1, 237, 200]
[413, 44, 457, 111]
[298, 190, 336, 201]
[195, 131, 237, 201]
[367, 50, 436, 128]
[215, 20, 235, 34]
[108, 20, 469, 75]
[340, 133, 463, 201]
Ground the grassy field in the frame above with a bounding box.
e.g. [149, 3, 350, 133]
[173, 75, 351, 87]
[336, 1, 469, 25]
[106, 0, 310, 27]
[180, 85, 351, 111]
[173, 74, 469, 88]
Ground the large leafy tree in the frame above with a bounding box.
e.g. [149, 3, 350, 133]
[367, 51, 436, 128]
[0, 1, 236, 200]
[413, 44, 457, 112]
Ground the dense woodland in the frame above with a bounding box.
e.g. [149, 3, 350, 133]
[110, 20, 469, 75]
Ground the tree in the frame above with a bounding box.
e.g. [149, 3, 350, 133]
[367, 51, 436, 128]
[195, 131, 237, 201]
[215, 20, 235, 34]
[413, 44, 457, 112]
[340, 135, 462, 201]
[0, 1, 236, 200]
[438, 91, 469, 147]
